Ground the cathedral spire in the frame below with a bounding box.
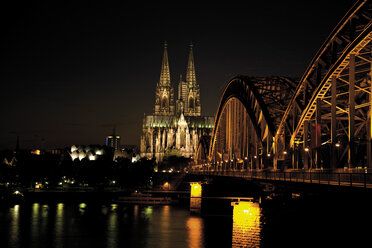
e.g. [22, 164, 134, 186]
[186, 42, 196, 87]
[159, 41, 171, 86]
[154, 41, 175, 116]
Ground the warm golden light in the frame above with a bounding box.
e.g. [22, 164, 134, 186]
[78, 153, 86, 161]
[35, 183, 43, 189]
[232, 201, 261, 247]
[163, 182, 170, 190]
[31, 149, 41, 155]
[187, 217, 204, 247]
[190, 183, 201, 197]
[304, 147, 310, 152]
[190, 183, 202, 214]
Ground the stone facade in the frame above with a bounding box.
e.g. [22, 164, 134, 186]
[140, 43, 213, 162]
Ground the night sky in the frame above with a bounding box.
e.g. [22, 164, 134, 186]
[1, 1, 355, 150]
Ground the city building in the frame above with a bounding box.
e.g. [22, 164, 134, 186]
[69, 145, 106, 161]
[106, 128, 120, 150]
[140, 42, 214, 162]
[113, 145, 140, 162]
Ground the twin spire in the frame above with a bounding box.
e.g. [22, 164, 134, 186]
[159, 42, 196, 87]
[159, 41, 171, 86]
[156, 42, 201, 117]
[186, 43, 196, 87]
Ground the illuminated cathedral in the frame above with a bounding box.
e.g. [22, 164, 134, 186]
[140, 43, 214, 162]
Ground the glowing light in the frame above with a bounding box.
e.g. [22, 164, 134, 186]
[78, 153, 86, 161]
[190, 183, 202, 198]
[232, 201, 261, 247]
[144, 206, 153, 217]
[71, 145, 78, 153]
[35, 183, 43, 189]
[13, 190, 22, 195]
[267, 153, 271, 157]
[31, 149, 41, 155]
[254, 155, 257, 159]
[88, 155, 96, 161]
[187, 217, 204, 247]
[283, 151, 288, 155]
[304, 147, 310, 152]
[163, 182, 170, 190]
[190, 182, 202, 214]
[335, 142, 341, 148]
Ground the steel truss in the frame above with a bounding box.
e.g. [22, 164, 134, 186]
[197, 0, 372, 171]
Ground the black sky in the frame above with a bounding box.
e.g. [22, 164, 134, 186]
[1, 0, 355, 150]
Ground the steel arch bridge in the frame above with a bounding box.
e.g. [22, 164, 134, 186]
[195, 0, 372, 173]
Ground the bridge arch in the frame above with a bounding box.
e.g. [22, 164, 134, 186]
[197, 0, 372, 171]
[276, 0, 372, 170]
[208, 76, 297, 169]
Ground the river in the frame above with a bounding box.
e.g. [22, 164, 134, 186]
[0, 194, 371, 248]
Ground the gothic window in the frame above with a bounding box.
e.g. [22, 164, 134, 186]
[161, 96, 168, 109]
[181, 130, 186, 148]
[189, 97, 194, 109]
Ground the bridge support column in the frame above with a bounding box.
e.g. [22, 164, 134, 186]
[348, 54, 355, 168]
[303, 120, 309, 170]
[331, 76, 337, 169]
[292, 107, 298, 169]
[368, 59, 372, 169]
[292, 145, 298, 169]
[273, 137, 277, 170]
[190, 182, 202, 214]
[315, 98, 322, 169]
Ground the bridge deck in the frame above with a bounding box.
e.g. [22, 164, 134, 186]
[191, 170, 372, 189]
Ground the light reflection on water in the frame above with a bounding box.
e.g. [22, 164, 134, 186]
[232, 201, 261, 247]
[9, 205, 20, 248]
[187, 217, 204, 248]
[55, 203, 64, 248]
[2, 203, 208, 248]
[2, 196, 368, 247]
[106, 204, 118, 248]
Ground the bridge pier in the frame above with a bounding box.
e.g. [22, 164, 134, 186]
[190, 182, 202, 214]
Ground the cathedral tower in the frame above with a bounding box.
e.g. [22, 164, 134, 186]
[154, 42, 175, 116]
[141, 42, 213, 162]
[184, 43, 201, 116]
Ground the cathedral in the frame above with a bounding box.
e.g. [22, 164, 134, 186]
[140, 43, 214, 162]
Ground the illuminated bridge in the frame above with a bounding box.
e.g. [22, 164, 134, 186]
[193, 0, 372, 188]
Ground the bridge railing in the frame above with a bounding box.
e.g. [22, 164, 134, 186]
[190, 169, 372, 189]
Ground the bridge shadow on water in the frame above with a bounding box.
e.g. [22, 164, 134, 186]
[184, 173, 372, 247]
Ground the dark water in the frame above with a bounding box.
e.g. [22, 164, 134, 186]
[1, 196, 371, 248]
